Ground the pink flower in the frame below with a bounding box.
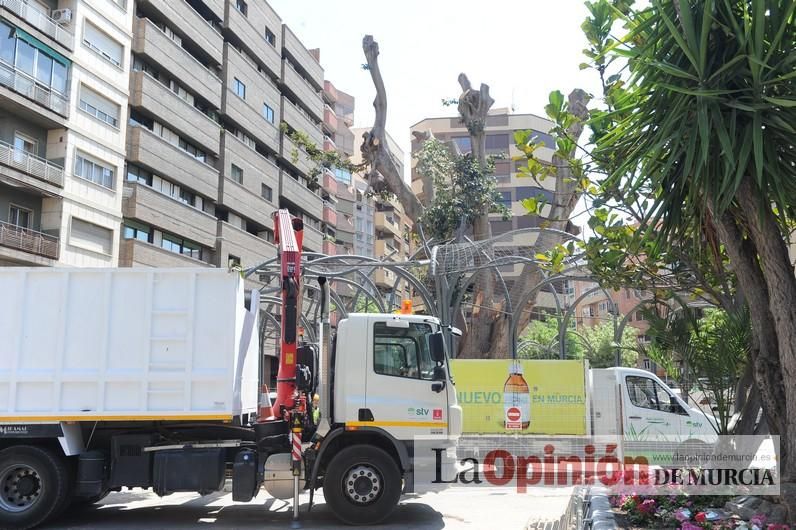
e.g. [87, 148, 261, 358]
[750, 515, 767, 528]
[681, 523, 703, 530]
[638, 499, 657, 515]
[675, 508, 692, 522]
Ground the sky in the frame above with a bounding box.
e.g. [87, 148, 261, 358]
[268, 0, 603, 229]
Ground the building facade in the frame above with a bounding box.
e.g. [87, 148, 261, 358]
[1, 0, 131, 267]
[410, 109, 572, 314]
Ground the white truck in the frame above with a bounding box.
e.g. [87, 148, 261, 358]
[0, 266, 462, 529]
[589, 367, 718, 440]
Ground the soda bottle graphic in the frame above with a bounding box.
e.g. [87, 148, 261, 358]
[503, 359, 530, 430]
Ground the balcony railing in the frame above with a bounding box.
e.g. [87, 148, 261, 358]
[0, 0, 75, 49]
[0, 61, 69, 116]
[0, 139, 64, 186]
[0, 220, 59, 259]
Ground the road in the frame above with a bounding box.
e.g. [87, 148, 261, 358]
[45, 487, 574, 530]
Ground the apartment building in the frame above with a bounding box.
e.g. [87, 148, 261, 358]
[119, 0, 327, 276]
[320, 78, 356, 257]
[410, 109, 571, 313]
[349, 127, 411, 305]
[1, 0, 131, 267]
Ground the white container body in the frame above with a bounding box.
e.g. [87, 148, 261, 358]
[0, 268, 259, 421]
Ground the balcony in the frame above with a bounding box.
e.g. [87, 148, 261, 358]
[137, 0, 223, 64]
[132, 17, 222, 108]
[223, 0, 282, 79]
[323, 135, 336, 152]
[323, 106, 338, 133]
[302, 223, 322, 252]
[126, 124, 219, 198]
[122, 182, 217, 247]
[222, 43, 280, 149]
[282, 25, 322, 89]
[129, 71, 220, 154]
[281, 59, 323, 122]
[280, 170, 322, 216]
[218, 131, 279, 224]
[375, 211, 401, 237]
[0, 220, 59, 260]
[0, 61, 69, 118]
[0, 139, 64, 189]
[322, 203, 336, 226]
[375, 239, 401, 258]
[119, 238, 211, 268]
[282, 96, 323, 146]
[322, 239, 336, 255]
[323, 80, 338, 103]
[374, 268, 397, 290]
[0, 0, 74, 50]
[215, 220, 276, 269]
[321, 171, 337, 195]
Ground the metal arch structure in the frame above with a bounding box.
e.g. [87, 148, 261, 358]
[242, 223, 641, 365]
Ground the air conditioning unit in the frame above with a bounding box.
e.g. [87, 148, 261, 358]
[51, 9, 72, 24]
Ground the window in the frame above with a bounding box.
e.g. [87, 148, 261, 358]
[230, 164, 243, 184]
[635, 311, 645, 322]
[0, 21, 15, 64]
[262, 103, 274, 124]
[13, 133, 37, 163]
[70, 218, 113, 255]
[178, 138, 207, 163]
[498, 191, 512, 208]
[228, 254, 241, 268]
[451, 136, 471, 153]
[160, 233, 203, 260]
[126, 164, 152, 186]
[373, 322, 435, 380]
[123, 221, 151, 243]
[233, 77, 246, 99]
[234, 0, 247, 16]
[9, 204, 32, 228]
[261, 184, 273, 201]
[74, 152, 115, 189]
[516, 186, 555, 204]
[625, 376, 685, 414]
[83, 21, 123, 67]
[485, 133, 509, 151]
[79, 85, 120, 127]
[265, 27, 276, 46]
[1, 21, 68, 94]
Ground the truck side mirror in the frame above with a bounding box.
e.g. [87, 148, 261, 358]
[429, 332, 445, 363]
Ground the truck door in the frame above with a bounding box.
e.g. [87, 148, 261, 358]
[623, 375, 688, 439]
[363, 320, 449, 437]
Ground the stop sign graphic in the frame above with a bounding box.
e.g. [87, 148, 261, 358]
[506, 407, 521, 422]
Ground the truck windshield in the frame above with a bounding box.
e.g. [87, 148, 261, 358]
[373, 322, 435, 380]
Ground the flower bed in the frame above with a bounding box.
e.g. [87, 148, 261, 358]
[610, 494, 793, 529]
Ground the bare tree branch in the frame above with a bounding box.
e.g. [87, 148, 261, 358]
[360, 35, 424, 222]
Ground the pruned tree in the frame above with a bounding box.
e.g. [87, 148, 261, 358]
[359, 35, 590, 359]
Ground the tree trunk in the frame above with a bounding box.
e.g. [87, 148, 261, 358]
[710, 196, 796, 518]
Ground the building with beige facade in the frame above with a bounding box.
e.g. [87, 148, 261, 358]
[410, 109, 574, 315]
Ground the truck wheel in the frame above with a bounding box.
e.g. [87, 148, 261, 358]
[0, 446, 71, 530]
[323, 445, 402, 526]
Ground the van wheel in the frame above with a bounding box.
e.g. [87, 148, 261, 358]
[323, 445, 402, 525]
[0, 446, 71, 530]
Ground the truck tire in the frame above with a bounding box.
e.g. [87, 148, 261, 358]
[0, 445, 71, 530]
[323, 445, 402, 526]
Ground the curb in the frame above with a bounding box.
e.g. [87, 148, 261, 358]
[582, 488, 617, 530]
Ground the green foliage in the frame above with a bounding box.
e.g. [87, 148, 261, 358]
[280, 121, 364, 192]
[590, 0, 796, 248]
[642, 305, 750, 434]
[518, 317, 638, 367]
[415, 137, 510, 241]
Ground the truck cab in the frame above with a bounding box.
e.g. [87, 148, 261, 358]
[334, 313, 462, 439]
[590, 367, 718, 440]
